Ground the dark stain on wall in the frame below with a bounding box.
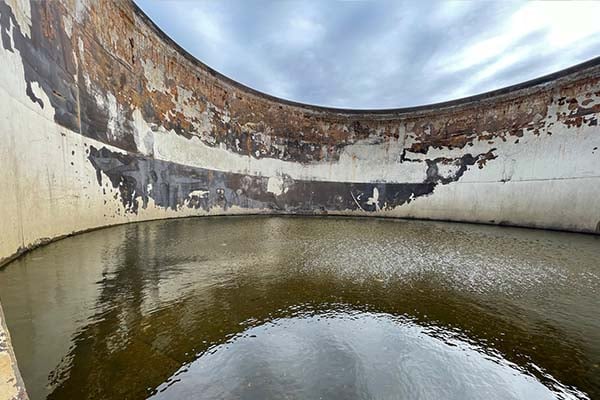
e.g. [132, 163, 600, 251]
[88, 146, 492, 215]
[1, 0, 599, 231]
[0, 1, 80, 131]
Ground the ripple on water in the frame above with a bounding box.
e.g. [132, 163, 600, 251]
[0, 217, 597, 400]
[150, 308, 587, 400]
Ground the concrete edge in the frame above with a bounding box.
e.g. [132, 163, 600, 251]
[0, 302, 28, 400]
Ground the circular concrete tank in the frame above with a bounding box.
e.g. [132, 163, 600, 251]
[0, 0, 599, 398]
[1, 216, 600, 399]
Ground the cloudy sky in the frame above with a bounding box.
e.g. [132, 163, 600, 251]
[135, 0, 600, 109]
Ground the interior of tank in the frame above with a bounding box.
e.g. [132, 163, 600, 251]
[0, 0, 599, 399]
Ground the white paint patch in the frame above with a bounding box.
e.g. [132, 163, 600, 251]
[189, 190, 209, 198]
[173, 86, 195, 116]
[62, 15, 73, 38]
[0, 29, 55, 121]
[221, 110, 231, 124]
[132, 109, 154, 156]
[78, 37, 85, 66]
[74, 0, 89, 24]
[106, 92, 118, 140]
[437, 162, 461, 180]
[366, 187, 380, 211]
[141, 59, 167, 93]
[267, 176, 284, 196]
[31, 81, 54, 117]
[172, 86, 217, 145]
[5, 0, 31, 37]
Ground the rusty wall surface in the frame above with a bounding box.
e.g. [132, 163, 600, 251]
[0, 0, 599, 395]
[1, 0, 600, 268]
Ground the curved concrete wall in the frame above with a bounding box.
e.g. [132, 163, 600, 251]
[1, 0, 600, 268]
[0, 0, 599, 396]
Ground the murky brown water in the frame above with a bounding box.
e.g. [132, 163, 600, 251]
[0, 216, 599, 399]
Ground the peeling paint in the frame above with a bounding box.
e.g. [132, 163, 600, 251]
[0, 0, 598, 271]
[1, 2, 599, 394]
[141, 58, 167, 93]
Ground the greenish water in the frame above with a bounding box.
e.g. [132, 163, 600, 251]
[0, 216, 598, 399]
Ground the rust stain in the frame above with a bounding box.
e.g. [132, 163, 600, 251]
[0, 0, 598, 221]
[19, 0, 592, 164]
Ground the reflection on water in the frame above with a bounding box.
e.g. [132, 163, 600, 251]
[0, 216, 598, 399]
[150, 308, 580, 400]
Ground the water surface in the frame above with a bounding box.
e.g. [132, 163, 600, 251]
[0, 216, 598, 399]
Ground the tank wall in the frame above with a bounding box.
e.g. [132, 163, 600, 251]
[1, 0, 600, 266]
[0, 1, 599, 397]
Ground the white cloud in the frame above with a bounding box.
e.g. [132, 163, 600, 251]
[136, 0, 600, 108]
[513, 1, 600, 48]
[285, 16, 325, 47]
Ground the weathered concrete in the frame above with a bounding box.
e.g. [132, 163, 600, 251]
[0, 303, 27, 400]
[0, 0, 599, 395]
[1, 0, 599, 268]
